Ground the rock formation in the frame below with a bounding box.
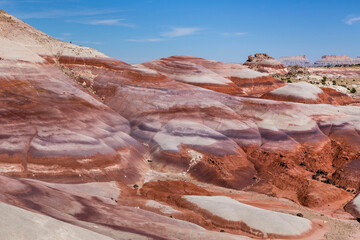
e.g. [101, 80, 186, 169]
[140, 55, 285, 96]
[345, 194, 360, 219]
[314, 55, 360, 66]
[0, 11, 149, 184]
[279, 55, 313, 66]
[244, 53, 288, 74]
[1, 10, 360, 239]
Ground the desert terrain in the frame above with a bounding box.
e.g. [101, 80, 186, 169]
[1, 10, 360, 239]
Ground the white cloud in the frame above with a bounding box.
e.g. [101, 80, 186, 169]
[67, 18, 134, 27]
[128, 27, 202, 44]
[221, 32, 247, 36]
[16, 9, 119, 19]
[86, 19, 134, 27]
[234, 32, 247, 36]
[88, 19, 122, 25]
[126, 38, 165, 42]
[345, 16, 360, 25]
[161, 27, 202, 38]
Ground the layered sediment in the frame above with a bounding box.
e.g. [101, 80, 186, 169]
[0, 10, 360, 239]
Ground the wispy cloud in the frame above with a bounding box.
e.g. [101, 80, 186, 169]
[54, 32, 72, 41]
[345, 16, 360, 25]
[76, 18, 134, 27]
[88, 19, 123, 25]
[127, 26, 202, 43]
[16, 9, 120, 19]
[221, 32, 247, 36]
[126, 38, 165, 42]
[161, 27, 203, 38]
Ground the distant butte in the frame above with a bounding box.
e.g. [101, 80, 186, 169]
[279, 55, 313, 67]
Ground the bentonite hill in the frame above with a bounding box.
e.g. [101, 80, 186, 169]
[1, 10, 360, 240]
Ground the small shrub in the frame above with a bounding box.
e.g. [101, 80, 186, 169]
[332, 80, 336, 85]
[287, 79, 292, 83]
[350, 88, 357, 93]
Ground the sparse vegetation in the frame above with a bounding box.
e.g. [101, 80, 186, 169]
[332, 80, 336, 85]
[350, 88, 357, 93]
[321, 77, 326, 85]
[287, 79, 292, 83]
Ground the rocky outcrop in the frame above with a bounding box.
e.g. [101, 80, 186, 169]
[244, 53, 288, 74]
[314, 55, 360, 66]
[279, 55, 313, 66]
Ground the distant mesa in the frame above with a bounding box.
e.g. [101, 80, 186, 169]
[279, 55, 313, 67]
[279, 55, 360, 67]
[244, 53, 287, 74]
[314, 55, 360, 66]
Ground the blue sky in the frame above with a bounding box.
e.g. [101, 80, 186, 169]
[1, 0, 360, 64]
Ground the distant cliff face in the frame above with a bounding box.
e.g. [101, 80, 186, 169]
[279, 55, 313, 67]
[314, 55, 360, 66]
